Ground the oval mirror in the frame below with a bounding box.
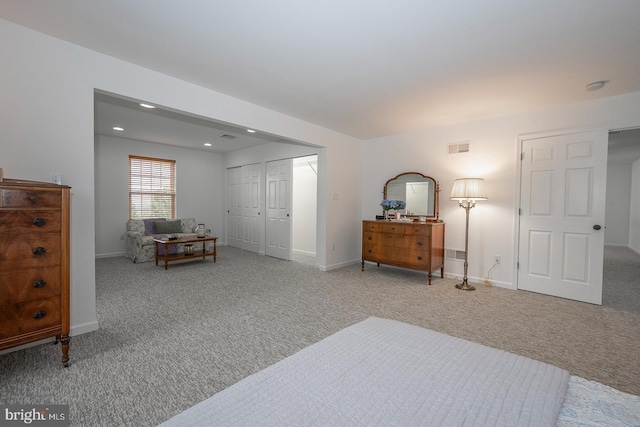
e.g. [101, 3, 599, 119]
[383, 172, 440, 220]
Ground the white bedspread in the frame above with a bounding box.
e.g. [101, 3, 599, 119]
[160, 317, 570, 426]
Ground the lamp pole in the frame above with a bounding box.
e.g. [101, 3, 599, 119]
[456, 199, 476, 291]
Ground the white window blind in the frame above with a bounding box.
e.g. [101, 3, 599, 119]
[129, 155, 176, 219]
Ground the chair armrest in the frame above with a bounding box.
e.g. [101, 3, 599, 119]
[126, 231, 143, 245]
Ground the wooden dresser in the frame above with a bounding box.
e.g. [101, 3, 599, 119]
[0, 178, 71, 366]
[362, 220, 445, 284]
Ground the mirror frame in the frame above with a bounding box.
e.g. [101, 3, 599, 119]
[383, 172, 440, 221]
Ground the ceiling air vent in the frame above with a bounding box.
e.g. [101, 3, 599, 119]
[445, 249, 466, 261]
[219, 133, 237, 140]
[448, 142, 470, 154]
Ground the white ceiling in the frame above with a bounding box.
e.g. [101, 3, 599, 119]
[2, 0, 640, 142]
[94, 92, 301, 153]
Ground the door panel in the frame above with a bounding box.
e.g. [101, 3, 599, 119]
[227, 167, 242, 248]
[241, 164, 261, 253]
[265, 159, 292, 260]
[518, 130, 607, 304]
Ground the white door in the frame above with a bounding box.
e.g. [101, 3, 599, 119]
[265, 159, 292, 260]
[518, 130, 608, 304]
[227, 167, 242, 248]
[241, 164, 261, 253]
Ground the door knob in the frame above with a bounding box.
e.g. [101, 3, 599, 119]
[593, 225, 602, 230]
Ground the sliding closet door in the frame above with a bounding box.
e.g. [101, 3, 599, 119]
[227, 167, 242, 248]
[240, 163, 261, 253]
[265, 159, 292, 260]
[227, 164, 261, 253]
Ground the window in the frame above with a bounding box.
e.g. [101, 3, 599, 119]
[129, 155, 176, 219]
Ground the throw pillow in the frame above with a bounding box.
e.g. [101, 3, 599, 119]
[143, 218, 166, 235]
[153, 219, 183, 234]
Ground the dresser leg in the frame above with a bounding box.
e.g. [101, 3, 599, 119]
[361, 260, 364, 271]
[428, 272, 432, 285]
[59, 334, 71, 367]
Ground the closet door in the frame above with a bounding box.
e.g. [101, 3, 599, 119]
[227, 167, 242, 248]
[265, 159, 292, 260]
[241, 163, 261, 253]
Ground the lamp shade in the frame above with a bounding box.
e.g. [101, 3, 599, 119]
[450, 178, 488, 201]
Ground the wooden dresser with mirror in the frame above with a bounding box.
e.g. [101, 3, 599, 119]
[362, 172, 444, 285]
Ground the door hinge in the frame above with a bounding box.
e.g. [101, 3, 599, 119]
[517, 261, 519, 269]
[519, 208, 522, 215]
[521, 152, 525, 161]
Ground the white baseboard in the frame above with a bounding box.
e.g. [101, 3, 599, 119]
[293, 249, 316, 256]
[320, 259, 360, 271]
[95, 251, 126, 259]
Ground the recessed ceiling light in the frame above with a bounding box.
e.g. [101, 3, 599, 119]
[204, 143, 212, 147]
[585, 80, 609, 91]
[247, 129, 256, 133]
[113, 126, 124, 131]
[139, 103, 156, 109]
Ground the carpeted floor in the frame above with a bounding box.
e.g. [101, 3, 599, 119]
[0, 246, 638, 426]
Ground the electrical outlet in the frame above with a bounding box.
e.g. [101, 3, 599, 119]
[494, 254, 501, 264]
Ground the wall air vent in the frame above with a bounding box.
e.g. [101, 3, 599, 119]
[448, 142, 470, 154]
[445, 249, 466, 261]
[219, 134, 237, 139]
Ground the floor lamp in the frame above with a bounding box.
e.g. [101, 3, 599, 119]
[450, 178, 488, 291]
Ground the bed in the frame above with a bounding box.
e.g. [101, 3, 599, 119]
[160, 317, 640, 426]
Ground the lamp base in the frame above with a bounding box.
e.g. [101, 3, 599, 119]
[455, 282, 476, 291]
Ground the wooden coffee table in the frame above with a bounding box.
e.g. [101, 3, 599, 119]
[154, 236, 218, 270]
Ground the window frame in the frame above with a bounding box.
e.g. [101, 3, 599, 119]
[128, 155, 176, 220]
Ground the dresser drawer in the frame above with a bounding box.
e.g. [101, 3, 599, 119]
[0, 267, 61, 305]
[0, 233, 61, 270]
[1, 188, 61, 208]
[0, 210, 61, 233]
[404, 225, 432, 237]
[363, 221, 405, 234]
[363, 244, 430, 268]
[364, 231, 429, 248]
[0, 297, 61, 339]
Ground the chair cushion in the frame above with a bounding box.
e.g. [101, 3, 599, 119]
[143, 218, 165, 235]
[153, 219, 183, 234]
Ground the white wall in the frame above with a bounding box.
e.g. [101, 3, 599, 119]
[293, 155, 318, 255]
[362, 92, 640, 289]
[95, 135, 225, 257]
[630, 159, 640, 253]
[0, 19, 362, 338]
[604, 163, 632, 246]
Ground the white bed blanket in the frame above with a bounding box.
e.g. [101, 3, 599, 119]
[160, 317, 569, 426]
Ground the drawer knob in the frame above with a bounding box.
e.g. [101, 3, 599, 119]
[417, 256, 423, 260]
[33, 311, 46, 319]
[33, 218, 47, 227]
[368, 236, 371, 240]
[33, 247, 46, 255]
[417, 241, 423, 246]
[28, 194, 39, 203]
[33, 280, 47, 288]
[368, 249, 372, 253]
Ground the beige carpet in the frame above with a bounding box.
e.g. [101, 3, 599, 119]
[0, 246, 638, 426]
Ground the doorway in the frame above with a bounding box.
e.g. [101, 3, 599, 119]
[603, 127, 640, 309]
[226, 154, 318, 264]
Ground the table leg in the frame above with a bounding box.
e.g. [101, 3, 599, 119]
[155, 242, 159, 266]
[213, 239, 217, 262]
[164, 245, 169, 270]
